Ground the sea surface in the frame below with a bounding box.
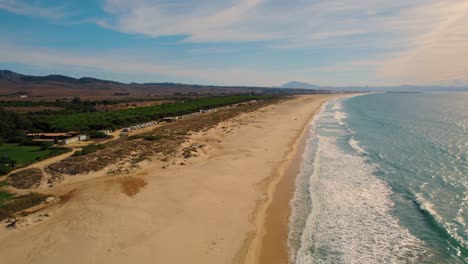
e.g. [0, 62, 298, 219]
[288, 93, 467, 263]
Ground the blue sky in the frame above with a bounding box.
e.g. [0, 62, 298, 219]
[0, 0, 467, 86]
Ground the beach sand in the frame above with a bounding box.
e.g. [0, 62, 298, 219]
[0, 94, 340, 264]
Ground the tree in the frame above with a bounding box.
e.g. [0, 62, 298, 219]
[8, 160, 16, 168]
[40, 142, 53, 150]
[0, 164, 11, 175]
[0, 154, 10, 164]
[72, 96, 81, 104]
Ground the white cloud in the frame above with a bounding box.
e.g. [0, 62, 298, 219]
[0, 0, 66, 20]
[98, 0, 468, 85]
[1, 0, 467, 86]
[377, 1, 468, 85]
[100, 0, 427, 45]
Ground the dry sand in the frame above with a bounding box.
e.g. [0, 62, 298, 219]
[0, 94, 341, 264]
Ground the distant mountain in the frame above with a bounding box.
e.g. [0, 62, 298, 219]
[0, 70, 333, 100]
[281, 81, 320, 89]
[0, 70, 120, 85]
[281, 81, 468, 92]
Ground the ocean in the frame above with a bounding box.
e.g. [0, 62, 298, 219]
[288, 93, 467, 264]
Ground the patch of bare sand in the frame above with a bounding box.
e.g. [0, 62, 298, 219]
[0, 94, 342, 264]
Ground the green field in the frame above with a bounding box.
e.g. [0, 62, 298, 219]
[0, 144, 52, 164]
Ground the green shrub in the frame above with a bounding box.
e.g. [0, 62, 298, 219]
[73, 144, 105, 156]
[40, 142, 53, 150]
[89, 131, 108, 139]
[127, 135, 142, 141]
[144, 135, 162, 141]
[0, 164, 11, 176]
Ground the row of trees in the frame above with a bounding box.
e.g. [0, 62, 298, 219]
[38, 95, 269, 132]
[0, 95, 269, 142]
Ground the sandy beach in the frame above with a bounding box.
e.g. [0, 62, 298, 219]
[0, 94, 341, 264]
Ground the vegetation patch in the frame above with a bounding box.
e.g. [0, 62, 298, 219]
[48, 96, 281, 175]
[0, 144, 70, 175]
[7, 169, 44, 189]
[0, 190, 13, 205]
[73, 144, 105, 156]
[36, 95, 271, 131]
[0, 193, 48, 221]
[0, 144, 52, 165]
[143, 135, 162, 141]
[0, 165, 11, 175]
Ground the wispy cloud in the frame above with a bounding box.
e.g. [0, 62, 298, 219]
[98, 0, 426, 46]
[0, 0, 67, 20]
[377, 1, 468, 85]
[1, 0, 467, 86]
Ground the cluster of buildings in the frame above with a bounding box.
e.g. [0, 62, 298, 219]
[26, 132, 89, 145]
[26, 103, 259, 142]
[121, 121, 158, 135]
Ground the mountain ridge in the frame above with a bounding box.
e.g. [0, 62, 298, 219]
[0, 70, 120, 85]
[0, 70, 332, 100]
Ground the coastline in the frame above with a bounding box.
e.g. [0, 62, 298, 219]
[0, 94, 342, 264]
[243, 94, 342, 264]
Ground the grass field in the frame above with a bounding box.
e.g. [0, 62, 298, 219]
[0, 144, 52, 164]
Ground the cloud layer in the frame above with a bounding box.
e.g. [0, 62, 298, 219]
[0, 0, 467, 86]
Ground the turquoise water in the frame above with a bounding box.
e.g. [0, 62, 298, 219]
[288, 93, 467, 263]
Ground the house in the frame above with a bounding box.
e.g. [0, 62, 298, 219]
[63, 136, 79, 145]
[58, 134, 88, 145]
[27, 132, 79, 143]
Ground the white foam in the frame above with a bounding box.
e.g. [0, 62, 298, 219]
[334, 111, 347, 126]
[348, 137, 368, 155]
[415, 193, 467, 250]
[290, 136, 427, 264]
[289, 98, 427, 263]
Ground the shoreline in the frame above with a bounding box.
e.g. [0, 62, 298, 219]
[258, 111, 311, 264]
[242, 94, 343, 264]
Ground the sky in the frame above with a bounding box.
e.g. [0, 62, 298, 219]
[0, 0, 467, 87]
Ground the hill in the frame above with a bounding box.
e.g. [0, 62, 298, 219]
[0, 70, 331, 101]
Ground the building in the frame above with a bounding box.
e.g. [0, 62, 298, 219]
[27, 132, 79, 144]
[60, 134, 88, 145]
[63, 136, 79, 145]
